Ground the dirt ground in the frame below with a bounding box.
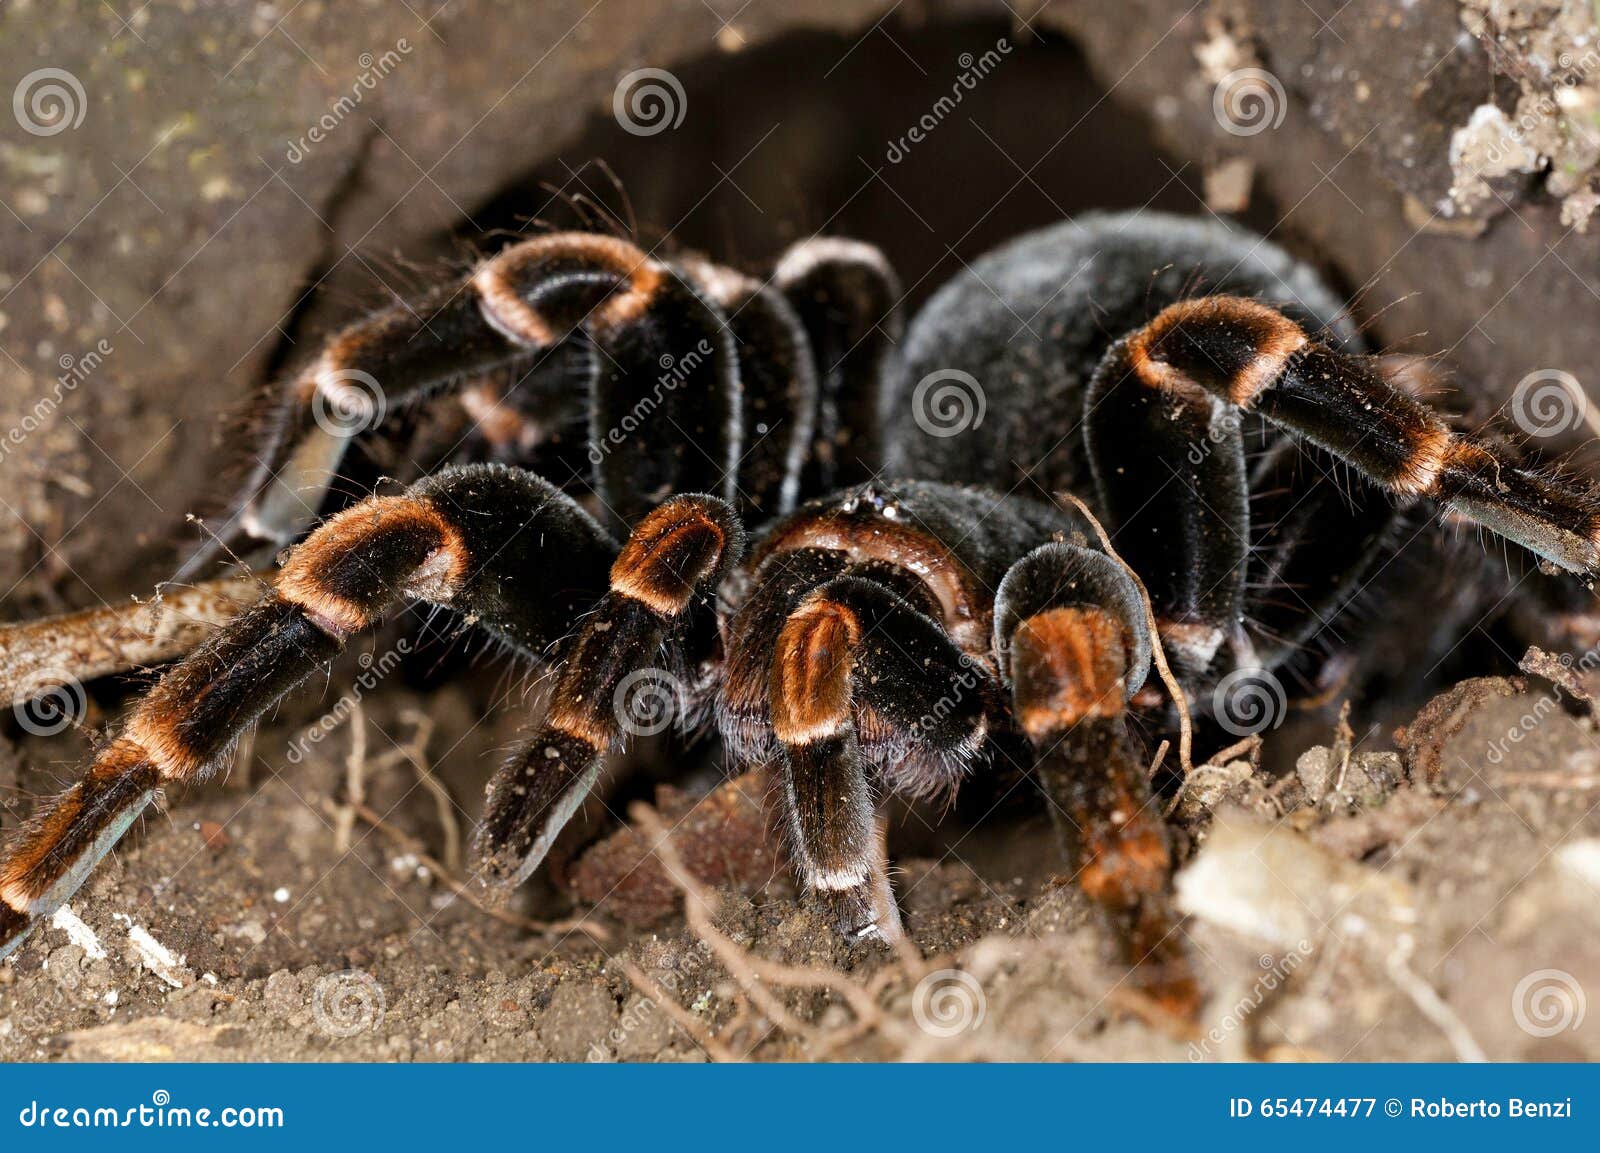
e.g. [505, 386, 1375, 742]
[3, 638, 1598, 1063]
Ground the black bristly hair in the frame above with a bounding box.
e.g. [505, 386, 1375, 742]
[7, 211, 1600, 1023]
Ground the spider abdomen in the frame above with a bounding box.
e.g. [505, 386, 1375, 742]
[884, 211, 1356, 496]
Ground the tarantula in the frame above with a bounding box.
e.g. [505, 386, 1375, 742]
[3, 212, 1597, 1017]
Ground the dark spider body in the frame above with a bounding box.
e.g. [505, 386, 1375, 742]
[4, 212, 1598, 1019]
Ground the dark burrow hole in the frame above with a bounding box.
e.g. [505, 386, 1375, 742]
[464, 18, 1231, 306]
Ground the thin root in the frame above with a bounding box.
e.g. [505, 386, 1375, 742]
[629, 801, 885, 1043]
[321, 798, 609, 943]
[618, 959, 738, 1062]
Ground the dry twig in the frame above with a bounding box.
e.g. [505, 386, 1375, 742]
[0, 576, 262, 705]
[630, 802, 886, 1044]
[619, 959, 738, 1062]
[387, 708, 461, 873]
[323, 795, 609, 942]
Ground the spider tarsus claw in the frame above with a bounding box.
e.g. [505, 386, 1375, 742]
[476, 733, 606, 893]
[817, 855, 904, 948]
[464, 850, 523, 906]
[467, 840, 548, 900]
[844, 919, 899, 949]
[822, 892, 883, 945]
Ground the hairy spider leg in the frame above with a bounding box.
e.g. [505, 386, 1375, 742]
[1112, 296, 1600, 577]
[774, 238, 903, 493]
[767, 573, 995, 940]
[1085, 314, 1414, 680]
[678, 258, 819, 521]
[178, 233, 743, 578]
[994, 541, 1199, 1019]
[474, 492, 744, 889]
[0, 463, 645, 961]
[1085, 332, 1252, 680]
[1237, 433, 1409, 671]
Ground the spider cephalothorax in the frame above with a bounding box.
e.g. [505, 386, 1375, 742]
[4, 212, 1598, 1018]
